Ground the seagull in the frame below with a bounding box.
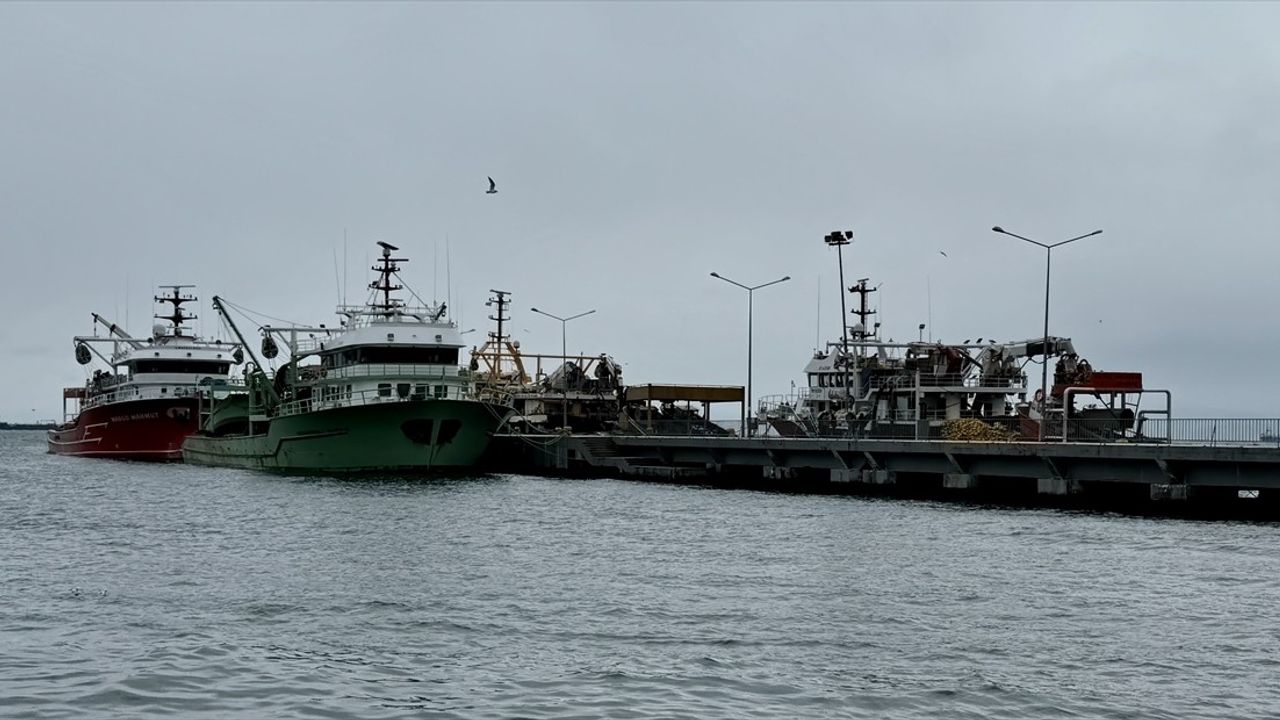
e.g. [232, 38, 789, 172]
[486, 176, 498, 195]
[939, 250, 948, 257]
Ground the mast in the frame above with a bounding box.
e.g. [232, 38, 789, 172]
[370, 241, 407, 316]
[154, 285, 197, 337]
[487, 289, 511, 382]
[848, 279, 877, 401]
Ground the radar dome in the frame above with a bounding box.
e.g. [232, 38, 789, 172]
[152, 324, 166, 339]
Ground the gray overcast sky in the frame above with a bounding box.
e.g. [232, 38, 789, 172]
[3, 2, 1278, 422]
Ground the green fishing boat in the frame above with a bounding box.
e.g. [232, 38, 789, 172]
[183, 241, 512, 472]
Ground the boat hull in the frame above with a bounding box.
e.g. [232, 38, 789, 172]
[47, 398, 200, 461]
[182, 399, 511, 472]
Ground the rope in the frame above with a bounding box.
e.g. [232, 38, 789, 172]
[218, 298, 307, 330]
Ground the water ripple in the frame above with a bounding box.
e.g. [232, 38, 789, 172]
[2, 430, 1279, 719]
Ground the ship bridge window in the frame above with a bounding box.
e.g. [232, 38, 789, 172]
[347, 347, 459, 366]
[131, 360, 230, 375]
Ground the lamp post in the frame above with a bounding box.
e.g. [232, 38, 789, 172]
[709, 272, 791, 436]
[530, 306, 596, 432]
[991, 226, 1102, 441]
[824, 231, 854, 417]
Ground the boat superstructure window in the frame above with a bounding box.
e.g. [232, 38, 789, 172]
[131, 360, 230, 375]
[322, 346, 459, 368]
[129, 358, 230, 376]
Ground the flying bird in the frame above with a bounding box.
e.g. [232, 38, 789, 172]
[486, 176, 498, 195]
[939, 250, 948, 257]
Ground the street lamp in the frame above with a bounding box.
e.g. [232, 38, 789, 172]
[710, 272, 791, 436]
[530, 306, 596, 432]
[991, 225, 1102, 441]
[824, 231, 854, 415]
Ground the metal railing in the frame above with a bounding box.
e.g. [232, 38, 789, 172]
[634, 412, 1280, 447]
[318, 363, 469, 380]
[913, 372, 1027, 390]
[758, 375, 1027, 415]
[78, 380, 241, 410]
[275, 383, 469, 417]
[1134, 418, 1280, 447]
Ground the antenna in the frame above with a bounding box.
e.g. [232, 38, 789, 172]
[343, 228, 348, 307]
[815, 274, 821, 352]
[927, 275, 932, 342]
[877, 284, 884, 339]
[446, 234, 452, 323]
[332, 247, 342, 306]
[433, 239, 439, 304]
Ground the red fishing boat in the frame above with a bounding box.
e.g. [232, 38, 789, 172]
[48, 286, 241, 461]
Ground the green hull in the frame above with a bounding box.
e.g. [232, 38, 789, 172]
[183, 399, 510, 472]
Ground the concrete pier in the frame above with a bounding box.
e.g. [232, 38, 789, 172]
[487, 433, 1280, 518]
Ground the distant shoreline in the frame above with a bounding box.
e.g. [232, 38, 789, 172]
[0, 423, 55, 431]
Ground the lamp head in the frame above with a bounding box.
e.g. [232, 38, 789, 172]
[992, 226, 1004, 233]
[824, 230, 853, 246]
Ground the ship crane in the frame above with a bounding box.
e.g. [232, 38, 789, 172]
[72, 313, 147, 367]
[211, 296, 281, 406]
[88, 313, 144, 348]
[976, 335, 1078, 385]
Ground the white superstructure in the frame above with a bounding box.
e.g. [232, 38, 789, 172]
[255, 242, 473, 416]
[66, 286, 240, 417]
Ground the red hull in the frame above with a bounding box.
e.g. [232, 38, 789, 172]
[47, 397, 200, 461]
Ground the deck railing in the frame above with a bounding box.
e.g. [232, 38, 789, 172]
[78, 380, 242, 411]
[275, 383, 471, 418]
[316, 363, 469, 380]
